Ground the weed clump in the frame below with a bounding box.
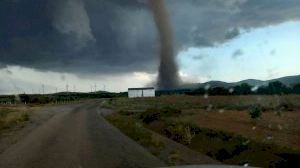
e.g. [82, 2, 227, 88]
[0, 110, 30, 130]
[168, 150, 183, 165]
[139, 107, 181, 124]
[19, 112, 30, 122]
[277, 102, 294, 111]
[106, 113, 164, 148]
[248, 105, 263, 119]
[163, 121, 198, 145]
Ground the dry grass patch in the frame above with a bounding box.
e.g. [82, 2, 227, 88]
[0, 107, 30, 131]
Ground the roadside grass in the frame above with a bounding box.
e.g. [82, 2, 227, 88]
[0, 108, 30, 131]
[105, 112, 164, 149]
[107, 106, 300, 168]
[168, 150, 183, 165]
[103, 95, 300, 167]
[157, 115, 300, 167]
[105, 112, 205, 166]
[186, 125, 299, 167]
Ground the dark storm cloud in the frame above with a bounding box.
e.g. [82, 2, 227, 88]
[0, 0, 157, 74]
[168, 0, 300, 48]
[52, 0, 95, 48]
[225, 28, 240, 40]
[0, 0, 300, 75]
[232, 49, 244, 59]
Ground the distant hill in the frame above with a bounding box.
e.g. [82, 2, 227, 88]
[269, 75, 300, 86]
[183, 75, 300, 89]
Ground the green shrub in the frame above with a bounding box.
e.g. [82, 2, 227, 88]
[0, 109, 12, 118]
[277, 102, 294, 111]
[19, 112, 30, 122]
[215, 148, 232, 161]
[119, 110, 135, 116]
[139, 107, 181, 124]
[163, 122, 197, 145]
[249, 105, 262, 119]
[139, 108, 161, 124]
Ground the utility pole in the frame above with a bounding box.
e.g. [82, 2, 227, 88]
[66, 83, 69, 92]
[42, 84, 45, 95]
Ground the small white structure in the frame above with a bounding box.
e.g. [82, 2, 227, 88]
[128, 87, 155, 98]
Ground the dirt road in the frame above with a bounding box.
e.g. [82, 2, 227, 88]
[0, 101, 164, 168]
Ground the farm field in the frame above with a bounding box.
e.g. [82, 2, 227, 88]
[104, 95, 300, 167]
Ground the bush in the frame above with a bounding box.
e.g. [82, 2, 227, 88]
[119, 110, 135, 116]
[139, 107, 181, 124]
[19, 113, 30, 122]
[139, 108, 161, 124]
[277, 102, 294, 111]
[249, 105, 262, 119]
[163, 122, 197, 145]
[215, 148, 231, 161]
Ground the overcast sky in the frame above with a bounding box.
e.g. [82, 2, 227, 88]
[1, 0, 300, 94]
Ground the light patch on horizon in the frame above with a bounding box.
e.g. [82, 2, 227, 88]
[178, 21, 300, 82]
[0, 66, 157, 94]
[0, 66, 214, 94]
[133, 72, 156, 84]
[179, 71, 210, 84]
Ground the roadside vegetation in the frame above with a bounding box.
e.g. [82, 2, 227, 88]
[0, 92, 126, 105]
[0, 107, 30, 131]
[106, 111, 218, 166]
[106, 112, 178, 165]
[104, 95, 300, 168]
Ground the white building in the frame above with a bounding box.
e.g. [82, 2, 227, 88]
[128, 87, 155, 98]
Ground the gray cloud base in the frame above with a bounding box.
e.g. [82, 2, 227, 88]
[1, 0, 300, 75]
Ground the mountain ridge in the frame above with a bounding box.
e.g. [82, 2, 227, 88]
[182, 75, 300, 89]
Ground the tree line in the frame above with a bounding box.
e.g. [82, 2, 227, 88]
[0, 92, 127, 104]
[187, 81, 300, 96]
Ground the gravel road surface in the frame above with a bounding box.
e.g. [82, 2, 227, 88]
[0, 101, 164, 168]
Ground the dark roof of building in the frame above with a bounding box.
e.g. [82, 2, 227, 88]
[128, 87, 155, 91]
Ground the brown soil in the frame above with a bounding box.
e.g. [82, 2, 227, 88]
[182, 109, 300, 149]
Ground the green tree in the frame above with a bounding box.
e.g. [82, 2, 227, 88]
[233, 83, 252, 95]
[293, 84, 300, 94]
[267, 81, 291, 95]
